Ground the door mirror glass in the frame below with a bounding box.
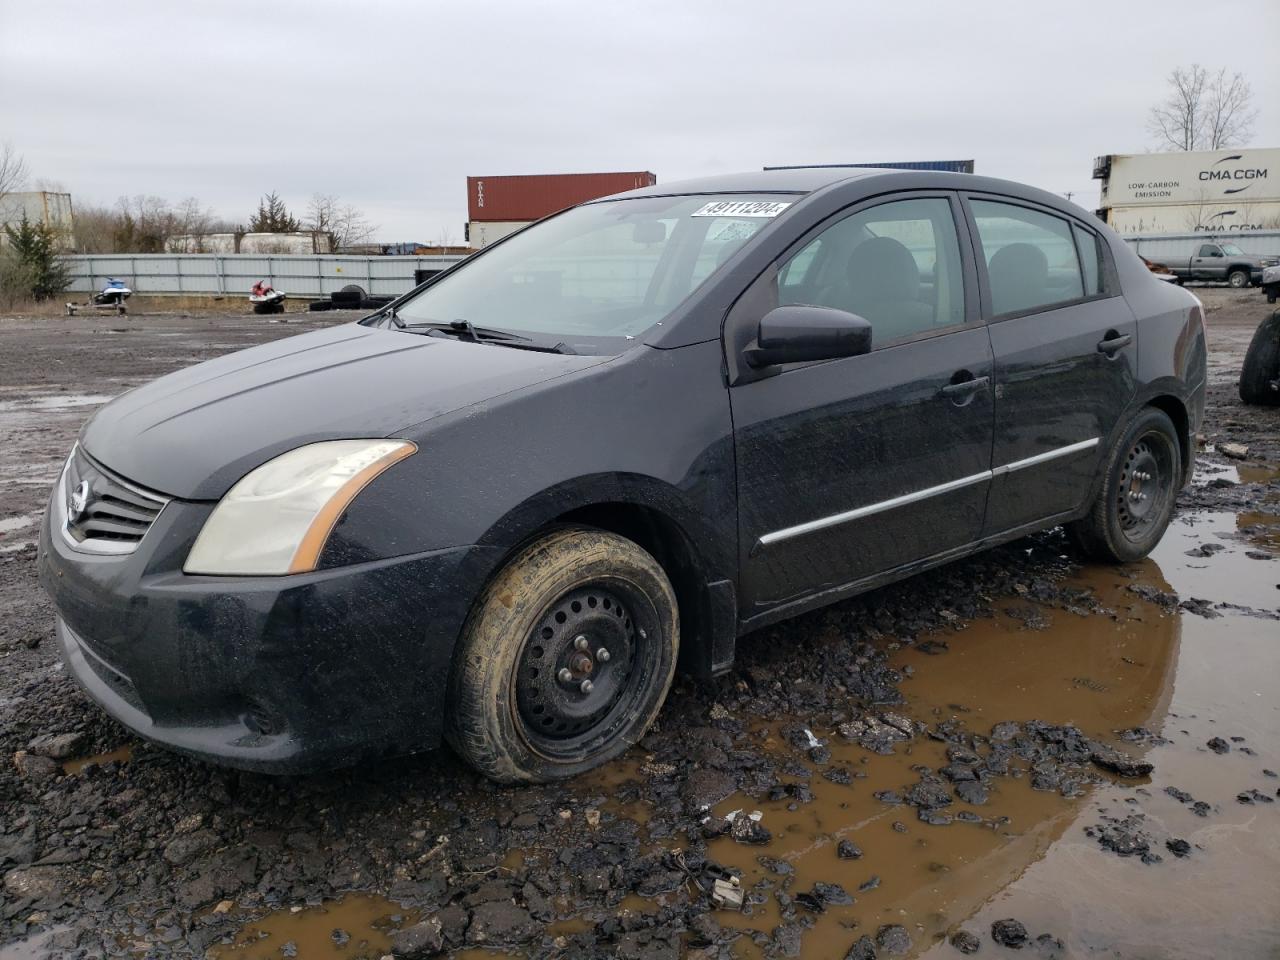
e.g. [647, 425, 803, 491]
[745, 305, 872, 368]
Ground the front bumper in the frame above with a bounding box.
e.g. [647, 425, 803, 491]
[38, 477, 497, 774]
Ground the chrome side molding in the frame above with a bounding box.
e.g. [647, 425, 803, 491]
[757, 437, 1100, 549]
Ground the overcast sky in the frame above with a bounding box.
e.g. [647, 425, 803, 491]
[3, 0, 1278, 242]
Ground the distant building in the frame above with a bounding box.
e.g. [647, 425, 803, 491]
[0, 191, 75, 249]
[465, 171, 657, 248]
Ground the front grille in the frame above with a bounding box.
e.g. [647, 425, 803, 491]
[62, 447, 167, 555]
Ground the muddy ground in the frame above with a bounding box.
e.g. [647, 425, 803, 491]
[0, 290, 1277, 960]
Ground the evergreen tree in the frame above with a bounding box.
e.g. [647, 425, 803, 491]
[2, 214, 69, 300]
[249, 192, 300, 233]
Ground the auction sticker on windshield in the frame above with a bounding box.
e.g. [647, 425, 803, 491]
[691, 200, 792, 218]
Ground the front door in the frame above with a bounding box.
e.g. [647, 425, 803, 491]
[728, 194, 995, 619]
[964, 196, 1138, 535]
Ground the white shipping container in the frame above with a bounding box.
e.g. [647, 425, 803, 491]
[1099, 148, 1280, 209]
[1106, 200, 1280, 235]
[467, 220, 528, 249]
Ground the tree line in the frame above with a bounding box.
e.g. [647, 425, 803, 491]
[74, 190, 376, 255]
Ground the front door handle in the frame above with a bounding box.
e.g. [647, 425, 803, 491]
[1097, 333, 1132, 355]
[940, 374, 990, 400]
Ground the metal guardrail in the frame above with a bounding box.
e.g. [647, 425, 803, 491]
[62, 253, 468, 299]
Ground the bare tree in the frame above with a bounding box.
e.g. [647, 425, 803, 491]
[306, 193, 376, 253]
[72, 203, 120, 253]
[1204, 68, 1256, 149]
[0, 143, 28, 199]
[1150, 64, 1256, 151]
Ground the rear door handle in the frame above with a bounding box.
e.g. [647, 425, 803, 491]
[1097, 333, 1132, 355]
[940, 375, 990, 399]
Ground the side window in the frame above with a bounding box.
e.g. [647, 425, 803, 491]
[971, 200, 1084, 315]
[1197, 244, 1219, 258]
[777, 197, 966, 347]
[1073, 225, 1102, 296]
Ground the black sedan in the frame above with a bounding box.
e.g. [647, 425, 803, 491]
[38, 168, 1206, 782]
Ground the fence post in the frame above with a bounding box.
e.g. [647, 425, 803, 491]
[175, 255, 182, 294]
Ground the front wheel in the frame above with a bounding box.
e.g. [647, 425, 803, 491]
[1068, 408, 1181, 563]
[1228, 269, 1250, 288]
[446, 527, 679, 783]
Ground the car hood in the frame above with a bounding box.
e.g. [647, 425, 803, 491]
[80, 323, 610, 500]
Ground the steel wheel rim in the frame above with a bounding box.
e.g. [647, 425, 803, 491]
[513, 578, 660, 760]
[1115, 430, 1176, 544]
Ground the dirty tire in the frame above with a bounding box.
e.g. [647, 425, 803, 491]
[446, 527, 678, 783]
[1227, 268, 1250, 289]
[1068, 408, 1180, 563]
[1239, 311, 1280, 406]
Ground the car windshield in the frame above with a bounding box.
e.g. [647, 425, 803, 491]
[388, 194, 794, 343]
[1219, 242, 1244, 256]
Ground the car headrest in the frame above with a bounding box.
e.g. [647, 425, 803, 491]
[988, 243, 1049, 313]
[846, 237, 919, 302]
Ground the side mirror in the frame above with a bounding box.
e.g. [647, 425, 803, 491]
[744, 305, 872, 368]
[1211, 249, 1223, 257]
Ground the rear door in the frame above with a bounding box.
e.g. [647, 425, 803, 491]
[727, 193, 995, 617]
[964, 195, 1137, 536]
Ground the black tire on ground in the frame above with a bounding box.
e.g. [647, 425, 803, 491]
[1239, 311, 1280, 406]
[308, 301, 333, 312]
[1228, 268, 1251, 288]
[1067, 408, 1181, 563]
[340, 284, 367, 297]
[330, 290, 362, 306]
[446, 527, 679, 784]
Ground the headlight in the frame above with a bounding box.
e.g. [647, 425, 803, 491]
[184, 439, 416, 576]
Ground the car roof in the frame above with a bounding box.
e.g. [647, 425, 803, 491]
[594, 169, 1103, 232]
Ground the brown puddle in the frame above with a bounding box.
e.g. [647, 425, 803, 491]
[679, 565, 1180, 957]
[571, 508, 1280, 958]
[208, 894, 413, 959]
[60, 745, 133, 776]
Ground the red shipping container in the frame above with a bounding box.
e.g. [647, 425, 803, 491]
[467, 172, 657, 223]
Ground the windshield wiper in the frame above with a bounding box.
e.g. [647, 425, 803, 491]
[393, 318, 575, 354]
[384, 304, 406, 328]
[400, 319, 531, 342]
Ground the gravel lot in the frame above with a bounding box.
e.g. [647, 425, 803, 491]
[1, 290, 1277, 959]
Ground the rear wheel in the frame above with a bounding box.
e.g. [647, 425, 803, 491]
[1228, 268, 1250, 288]
[1068, 408, 1181, 562]
[1240, 312, 1280, 406]
[446, 527, 679, 783]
